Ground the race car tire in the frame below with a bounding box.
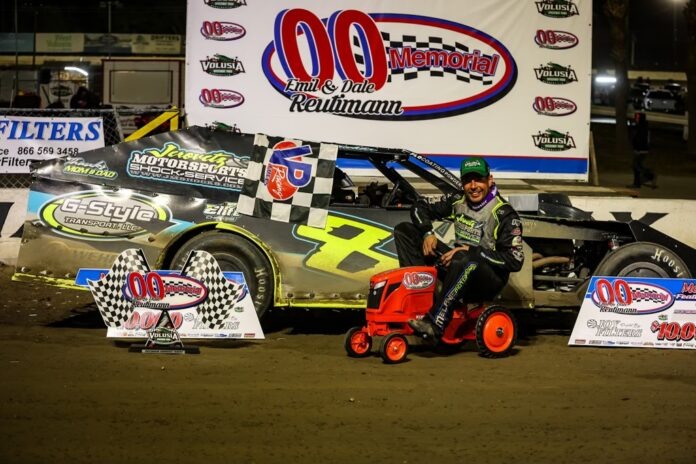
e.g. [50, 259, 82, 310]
[593, 242, 692, 279]
[170, 231, 274, 318]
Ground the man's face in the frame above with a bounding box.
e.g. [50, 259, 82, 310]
[462, 174, 493, 204]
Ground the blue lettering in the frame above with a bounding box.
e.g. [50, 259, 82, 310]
[269, 145, 313, 187]
[34, 121, 50, 140]
[9, 120, 21, 139]
[85, 121, 101, 141]
[0, 120, 9, 137]
[49, 122, 66, 141]
[18, 121, 33, 140]
[67, 122, 83, 141]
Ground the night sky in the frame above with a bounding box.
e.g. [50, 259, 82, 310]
[593, 0, 689, 72]
[0, 0, 691, 72]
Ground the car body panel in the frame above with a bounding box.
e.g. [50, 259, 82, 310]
[14, 127, 696, 312]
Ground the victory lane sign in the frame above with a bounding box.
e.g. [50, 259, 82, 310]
[76, 248, 264, 354]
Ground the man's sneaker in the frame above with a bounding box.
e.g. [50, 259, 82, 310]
[408, 318, 441, 340]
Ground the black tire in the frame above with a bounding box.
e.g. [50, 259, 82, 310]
[379, 333, 409, 364]
[594, 242, 692, 279]
[170, 231, 273, 318]
[344, 327, 372, 358]
[475, 306, 517, 359]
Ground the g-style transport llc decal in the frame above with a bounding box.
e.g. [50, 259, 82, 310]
[263, 9, 517, 120]
[39, 190, 174, 241]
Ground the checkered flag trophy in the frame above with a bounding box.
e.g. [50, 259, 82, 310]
[87, 248, 150, 328]
[237, 133, 338, 228]
[180, 250, 246, 329]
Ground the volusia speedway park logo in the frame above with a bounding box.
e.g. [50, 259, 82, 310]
[532, 129, 576, 151]
[534, 62, 578, 85]
[535, 0, 580, 18]
[262, 9, 517, 120]
[200, 54, 245, 76]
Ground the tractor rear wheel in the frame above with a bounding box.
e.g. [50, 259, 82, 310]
[380, 333, 409, 364]
[475, 306, 517, 358]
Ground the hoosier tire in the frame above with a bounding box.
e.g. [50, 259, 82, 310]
[593, 242, 692, 279]
[475, 306, 517, 358]
[170, 231, 273, 318]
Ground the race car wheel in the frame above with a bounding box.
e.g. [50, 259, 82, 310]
[170, 231, 274, 318]
[344, 327, 372, 358]
[475, 306, 517, 359]
[379, 333, 409, 364]
[593, 242, 692, 279]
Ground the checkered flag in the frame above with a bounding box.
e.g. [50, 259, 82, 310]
[87, 248, 150, 328]
[351, 32, 493, 85]
[631, 286, 668, 304]
[180, 250, 246, 329]
[237, 133, 338, 228]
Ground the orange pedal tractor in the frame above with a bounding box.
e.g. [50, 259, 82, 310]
[344, 266, 517, 363]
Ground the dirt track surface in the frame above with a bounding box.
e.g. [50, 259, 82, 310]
[1, 264, 695, 464]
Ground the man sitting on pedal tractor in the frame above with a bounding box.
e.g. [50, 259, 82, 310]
[393, 157, 524, 341]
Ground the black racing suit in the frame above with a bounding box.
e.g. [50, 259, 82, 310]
[393, 189, 524, 332]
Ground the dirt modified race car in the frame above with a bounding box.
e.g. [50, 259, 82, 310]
[13, 126, 696, 318]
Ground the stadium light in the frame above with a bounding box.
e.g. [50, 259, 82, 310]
[64, 66, 89, 77]
[595, 75, 617, 85]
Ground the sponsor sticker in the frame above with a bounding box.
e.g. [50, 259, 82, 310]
[62, 157, 118, 180]
[204, 0, 247, 9]
[532, 129, 576, 151]
[263, 140, 314, 201]
[534, 29, 579, 50]
[127, 142, 249, 190]
[200, 20, 246, 41]
[534, 63, 578, 85]
[39, 190, 173, 240]
[403, 271, 435, 290]
[200, 55, 246, 77]
[535, 0, 580, 18]
[199, 88, 245, 108]
[532, 96, 577, 116]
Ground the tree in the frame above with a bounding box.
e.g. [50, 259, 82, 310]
[603, 0, 630, 157]
[687, 0, 696, 154]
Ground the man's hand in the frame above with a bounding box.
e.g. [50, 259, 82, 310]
[422, 234, 438, 256]
[440, 245, 470, 267]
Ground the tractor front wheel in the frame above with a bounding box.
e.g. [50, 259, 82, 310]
[344, 327, 372, 358]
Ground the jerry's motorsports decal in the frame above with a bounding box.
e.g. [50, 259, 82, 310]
[126, 142, 249, 191]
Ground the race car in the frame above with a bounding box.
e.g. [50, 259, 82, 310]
[13, 126, 696, 318]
